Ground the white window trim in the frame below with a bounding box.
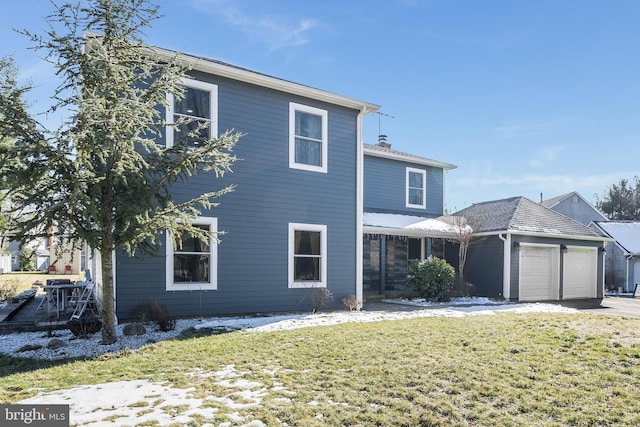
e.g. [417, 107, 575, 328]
[288, 223, 327, 288]
[406, 167, 427, 209]
[289, 102, 328, 173]
[166, 77, 219, 148]
[166, 217, 218, 291]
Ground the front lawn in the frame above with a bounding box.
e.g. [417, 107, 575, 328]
[2, 312, 640, 426]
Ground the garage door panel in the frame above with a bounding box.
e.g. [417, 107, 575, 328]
[563, 248, 596, 299]
[520, 246, 559, 301]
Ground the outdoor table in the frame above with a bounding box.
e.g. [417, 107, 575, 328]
[44, 282, 87, 319]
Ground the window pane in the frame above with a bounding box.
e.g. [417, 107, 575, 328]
[174, 119, 210, 147]
[295, 111, 322, 140]
[174, 254, 210, 282]
[409, 188, 423, 205]
[175, 87, 210, 119]
[294, 256, 320, 281]
[178, 225, 210, 252]
[409, 171, 423, 188]
[295, 230, 321, 255]
[295, 139, 321, 166]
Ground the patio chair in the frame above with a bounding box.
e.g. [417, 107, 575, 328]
[71, 283, 98, 320]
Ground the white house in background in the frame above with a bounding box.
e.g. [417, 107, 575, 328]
[590, 221, 640, 292]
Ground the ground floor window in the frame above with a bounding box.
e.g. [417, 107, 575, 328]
[166, 218, 217, 291]
[289, 223, 327, 288]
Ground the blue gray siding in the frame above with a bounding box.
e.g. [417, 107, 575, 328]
[446, 236, 504, 298]
[363, 155, 444, 216]
[550, 198, 606, 226]
[115, 72, 360, 319]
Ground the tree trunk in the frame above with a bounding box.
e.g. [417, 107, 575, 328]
[100, 249, 117, 344]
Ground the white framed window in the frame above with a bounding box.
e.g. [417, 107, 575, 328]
[166, 78, 218, 148]
[166, 217, 217, 291]
[289, 102, 328, 173]
[406, 167, 426, 209]
[288, 223, 327, 288]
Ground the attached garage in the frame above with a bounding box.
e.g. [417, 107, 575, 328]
[562, 247, 597, 299]
[519, 245, 559, 301]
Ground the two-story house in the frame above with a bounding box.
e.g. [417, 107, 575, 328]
[111, 47, 380, 320]
[361, 137, 458, 297]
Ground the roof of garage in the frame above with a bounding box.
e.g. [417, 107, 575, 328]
[455, 196, 606, 239]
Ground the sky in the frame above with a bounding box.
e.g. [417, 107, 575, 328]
[1, 0, 639, 212]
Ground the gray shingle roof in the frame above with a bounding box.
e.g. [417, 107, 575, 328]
[455, 196, 604, 238]
[363, 143, 457, 170]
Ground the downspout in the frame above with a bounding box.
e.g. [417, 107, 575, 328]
[498, 233, 511, 300]
[626, 254, 633, 293]
[355, 109, 365, 309]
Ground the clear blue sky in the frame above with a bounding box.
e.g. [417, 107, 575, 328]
[2, 0, 639, 212]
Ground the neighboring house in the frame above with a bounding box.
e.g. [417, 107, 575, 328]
[5, 238, 49, 271]
[542, 191, 607, 226]
[450, 196, 609, 301]
[590, 221, 640, 292]
[362, 138, 457, 296]
[112, 47, 380, 320]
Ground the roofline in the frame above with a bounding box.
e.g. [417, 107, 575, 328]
[363, 225, 457, 238]
[472, 229, 613, 243]
[146, 45, 381, 114]
[363, 145, 457, 170]
[590, 221, 638, 254]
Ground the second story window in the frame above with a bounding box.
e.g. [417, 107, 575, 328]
[166, 78, 218, 148]
[406, 167, 426, 209]
[289, 102, 328, 173]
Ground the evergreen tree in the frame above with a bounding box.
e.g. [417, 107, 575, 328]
[596, 177, 640, 220]
[0, 0, 240, 343]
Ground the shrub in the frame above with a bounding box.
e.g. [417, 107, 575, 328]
[408, 256, 455, 301]
[18, 249, 35, 271]
[134, 299, 175, 331]
[309, 287, 333, 313]
[0, 279, 20, 301]
[342, 295, 360, 311]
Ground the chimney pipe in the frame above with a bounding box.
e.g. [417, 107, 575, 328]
[377, 134, 391, 149]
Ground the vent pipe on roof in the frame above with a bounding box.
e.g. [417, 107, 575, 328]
[377, 134, 391, 149]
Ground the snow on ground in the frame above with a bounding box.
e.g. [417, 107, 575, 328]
[5, 297, 579, 426]
[0, 297, 576, 361]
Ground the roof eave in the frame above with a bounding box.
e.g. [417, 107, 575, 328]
[363, 226, 457, 238]
[472, 229, 613, 242]
[148, 46, 381, 114]
[363, 147, 457, 170]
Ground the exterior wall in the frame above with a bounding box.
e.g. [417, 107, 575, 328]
[603, 242, 628, 290]
[115, 72, 360, 319]
[363, 155, 444, 216]
[550, 197, 606, 226]
[449, 236, 504, 298]
[510, 235, 605, 300]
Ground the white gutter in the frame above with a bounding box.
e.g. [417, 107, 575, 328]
[498, 233, 511, 300]
[472, 229, 613, 243]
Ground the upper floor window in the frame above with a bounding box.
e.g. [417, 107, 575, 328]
[406, 167, 426, 209]
[288, 223, 327, 288]
[289, 102, 328, 173]
[166, 217, 217, 291]
[166, 78, 218, 148]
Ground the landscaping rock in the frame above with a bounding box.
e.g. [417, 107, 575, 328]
[17, 344, 43, 352]
[47, 338, 66, 350]
[123, 323, 146, 336]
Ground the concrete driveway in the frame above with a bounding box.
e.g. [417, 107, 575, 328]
[559, 296, 640, 317]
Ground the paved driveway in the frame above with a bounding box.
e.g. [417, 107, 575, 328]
[560, 296, 640, 317]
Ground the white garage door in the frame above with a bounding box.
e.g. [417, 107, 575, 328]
[563, 247, 597, 299]
[519, 245, 559, 301]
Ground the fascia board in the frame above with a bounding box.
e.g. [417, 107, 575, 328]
[363, 147, 457, 170]
[148, 46, 380, 114]
[472, 229, 614, 243]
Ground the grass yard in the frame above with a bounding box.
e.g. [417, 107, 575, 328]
[2, 312, 640, 425]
